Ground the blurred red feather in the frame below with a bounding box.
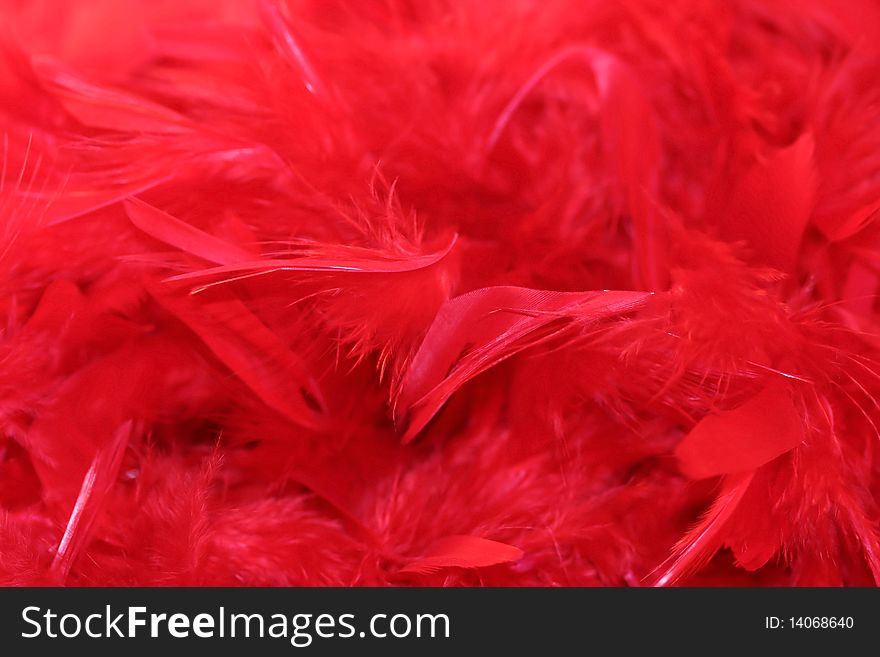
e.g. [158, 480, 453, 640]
[1, 0, 879, 587]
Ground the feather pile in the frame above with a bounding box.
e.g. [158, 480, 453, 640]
[1, 0, 880, 587]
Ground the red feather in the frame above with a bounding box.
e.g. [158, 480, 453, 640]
[1, 0, 880, 588]
[398, 535, 523, 575]
[674, 379, 805, 480]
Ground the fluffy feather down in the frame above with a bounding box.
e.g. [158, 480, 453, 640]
[1, 0, 879, 587]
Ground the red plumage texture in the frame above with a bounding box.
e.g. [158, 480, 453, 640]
[1, 0, 879, 587]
